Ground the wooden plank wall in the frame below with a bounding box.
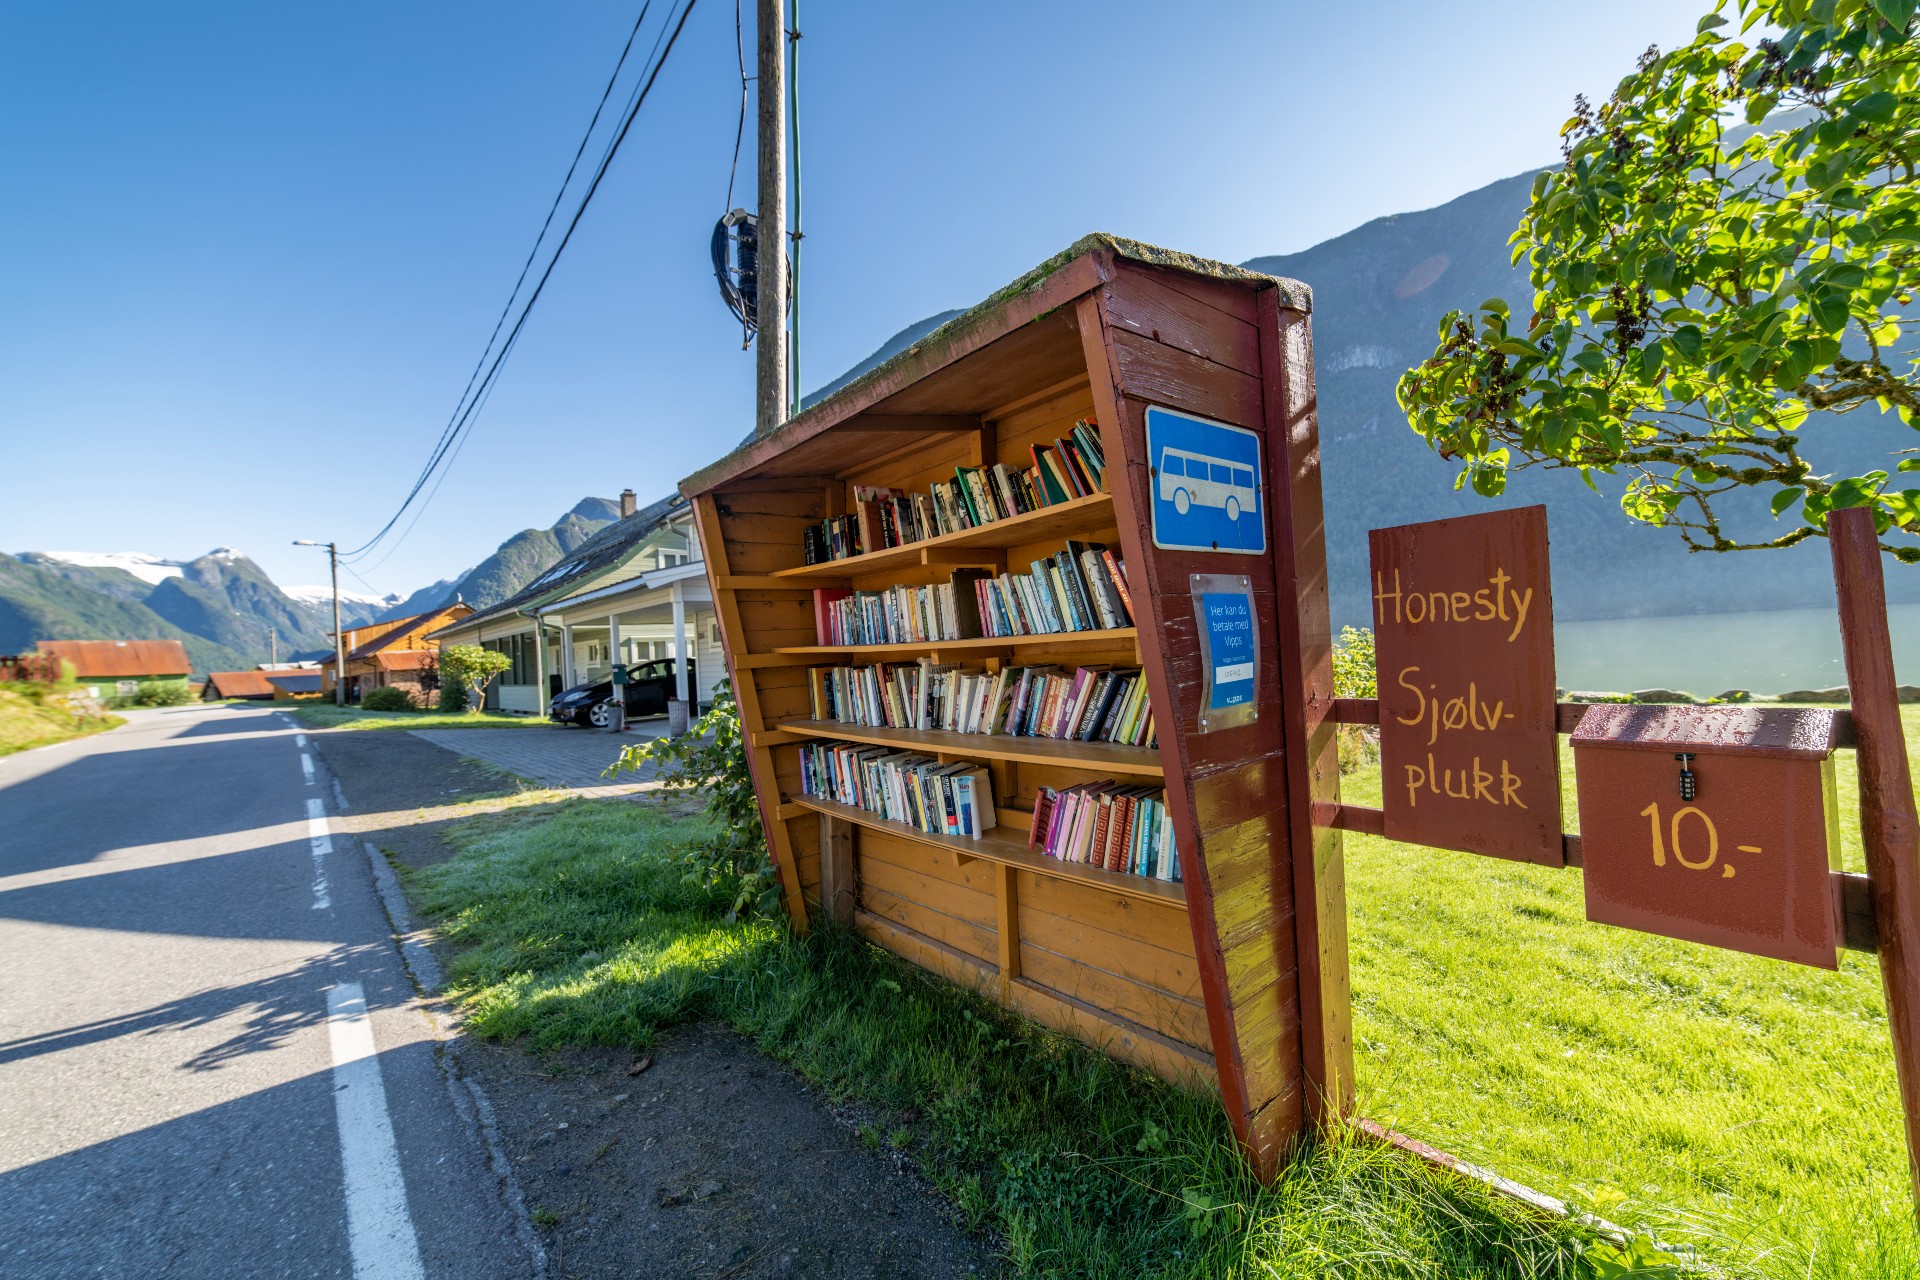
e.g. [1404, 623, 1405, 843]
[1077, 261, 1313, 1177]
[696, 486, 831, 921]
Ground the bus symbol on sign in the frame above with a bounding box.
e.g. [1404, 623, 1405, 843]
[1146, 406, 1265, 555]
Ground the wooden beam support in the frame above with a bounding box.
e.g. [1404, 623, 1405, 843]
[692, 493, 809, 931]
[995, 862, 1020, 999]
[1260, 287, 1355, 1133]
[1830, 506, 1920, 1224]
[837, 413, 982, 433]
[1333, 696, 1857, 745]
[820, 813, 857, 927]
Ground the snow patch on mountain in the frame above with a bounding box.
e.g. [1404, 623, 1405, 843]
[285, 584, 399, 608]
[39, 551, 186, 586]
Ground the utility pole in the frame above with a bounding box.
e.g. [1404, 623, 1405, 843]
[293, 539, 346, 706]
[754, 0, 787, 438]
[269, 626, 277, 666]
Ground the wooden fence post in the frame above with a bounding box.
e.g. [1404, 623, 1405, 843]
[1829, 506, 1920, 1221]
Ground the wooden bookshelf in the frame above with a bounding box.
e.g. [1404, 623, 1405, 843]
[682, 235, 1346, 1180]
[776, 718, 1164, 778]
[791, 794, 1186, 907]
[773, 627, 1138, 660]
[771, 491, 1117, 582]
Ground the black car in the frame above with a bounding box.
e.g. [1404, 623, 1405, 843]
[548, 658, 690, 727]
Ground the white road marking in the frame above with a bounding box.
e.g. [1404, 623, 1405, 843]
[302, 753, 316, 785]
[297, 733, 308, 747]
[307, 798, 332, 910]
[326, 983, 426, 1280]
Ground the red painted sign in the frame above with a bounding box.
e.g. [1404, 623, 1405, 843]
[1572, 705, 1842, 969]
[1370, 506, 1561, 863]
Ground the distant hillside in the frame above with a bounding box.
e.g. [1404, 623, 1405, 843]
[379, 497, 622, 619]
[2, 553, 270, 674]
[805, 309, 967, 408]
[801, 168, 1913, 625]
[1, 497, 627, 675]
[1242, 167, 1917, 623]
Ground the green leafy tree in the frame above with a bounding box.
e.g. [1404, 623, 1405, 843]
[437, 643, 511, 714]
[1398, 0, 1920, 559]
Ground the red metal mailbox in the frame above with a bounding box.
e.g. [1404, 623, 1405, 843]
[1571, 704, 1843, 969]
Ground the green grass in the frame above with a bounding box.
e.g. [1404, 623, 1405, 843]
[409, 708, 1920, 1277]
[0, 681, 124, 757]
[414, 801, 1645, 1279]
[1339, 707, 1920, 1279]
[282, 703, 551, 732]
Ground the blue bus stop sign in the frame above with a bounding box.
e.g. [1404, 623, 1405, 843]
[1144, 406, 1266, 555]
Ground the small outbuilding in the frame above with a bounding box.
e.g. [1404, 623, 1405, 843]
[202, 671, 278, 701]
[35, 639, 193, 701]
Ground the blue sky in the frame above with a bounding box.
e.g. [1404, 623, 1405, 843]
[0, 1, 1708, 596]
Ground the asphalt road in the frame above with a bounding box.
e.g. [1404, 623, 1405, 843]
[0, 702, 540, 1280]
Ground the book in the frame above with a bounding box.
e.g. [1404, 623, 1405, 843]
[949, 568, 991, 640]
[813, 588, 854, 645]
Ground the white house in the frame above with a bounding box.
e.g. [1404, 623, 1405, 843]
[427, 490, 724, 720]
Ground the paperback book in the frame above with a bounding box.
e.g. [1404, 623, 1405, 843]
[805, 659, 1156, 748]
[1029, 783, 1180, 881]
[800, 740, 998, 839]
[800, 421, 1108, 565]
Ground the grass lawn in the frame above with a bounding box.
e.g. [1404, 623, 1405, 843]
[1340, 707, 1920, 1279]
[0, 681, 123, 757]
[417, 803, 1633, 1279]
[408, 709, 1920, 1278]
[282, 703, 551, 732]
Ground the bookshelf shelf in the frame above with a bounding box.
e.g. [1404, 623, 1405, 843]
[772, 492, 1117, 582]
[777, 718, 1164, 778]
[774, 628, 1138, 660]
[790, 794, 1187, 908]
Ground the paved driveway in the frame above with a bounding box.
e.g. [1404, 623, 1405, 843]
[408, 722, 671, 796]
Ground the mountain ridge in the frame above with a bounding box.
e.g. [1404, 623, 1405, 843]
[3, 498, 625, 673]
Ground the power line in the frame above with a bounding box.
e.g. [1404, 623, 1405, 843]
[724, 0, 748, 210]
[398, 0, 660, 513]
[344, 0, 699, 563]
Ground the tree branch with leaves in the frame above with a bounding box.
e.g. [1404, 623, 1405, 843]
[1397, 0, 1920, 560]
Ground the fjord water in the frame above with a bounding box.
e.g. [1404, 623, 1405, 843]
[1554, 603, 1920, 695]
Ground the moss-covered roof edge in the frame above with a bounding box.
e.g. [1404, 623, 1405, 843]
[680, 233, 1311, 496]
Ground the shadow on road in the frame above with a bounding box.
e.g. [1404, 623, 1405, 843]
[0, 944, 386, 1071]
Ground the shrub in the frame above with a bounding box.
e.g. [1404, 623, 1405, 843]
[439, 643, 510, 713]
[361, 685, 415, 712]
[606, 679, 780, 921]
[1330, 626, 1379, 774]
[437, 677, 468, 713]
[129, 680, 192, 707]
[1330, 625, 1376, 699]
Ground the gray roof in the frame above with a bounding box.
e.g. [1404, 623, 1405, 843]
[450, 493, 686, 630]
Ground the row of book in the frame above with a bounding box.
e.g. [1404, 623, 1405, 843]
[798, 737, 1180, 884]
[799, 422, 1109, 565]
[810, 540, 1136, 648]
[812, 576, 982, 647]
[1031, 784, 1181, 882]
[807, 660, 1156, 748]
[974, 541, 1133, 637]
[799, 741, 998, 840]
